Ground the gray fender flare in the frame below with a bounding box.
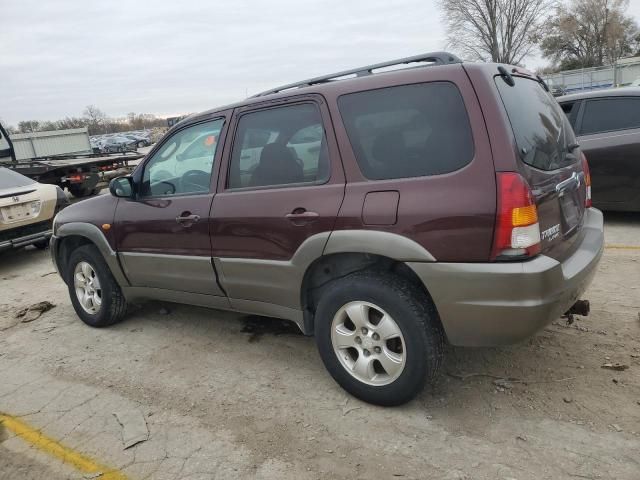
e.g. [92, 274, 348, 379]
[55, 222, 129, 287]
[323, 230, 436, 262]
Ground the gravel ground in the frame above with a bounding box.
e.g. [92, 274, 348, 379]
[0, 211, 639, 480]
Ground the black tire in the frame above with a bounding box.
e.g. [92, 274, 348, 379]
[68, 186, 92, 198]
[33, 239, 50, 250]
[65, 244, 127, 327]
[137, 141, 145, 148]
[315, 270, 444, 406]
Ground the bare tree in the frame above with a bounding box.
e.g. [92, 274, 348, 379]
[83, 105, 107, 135]
[17, 120, 42, 133]
[541, 0, 638, 70]
[440, 0, 553, 64]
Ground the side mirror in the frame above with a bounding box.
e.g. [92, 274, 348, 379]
[109, 176, 134, 198]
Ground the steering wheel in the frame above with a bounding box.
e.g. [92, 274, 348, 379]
[148, 170, 176, 196]
[181, 169, 210, 192]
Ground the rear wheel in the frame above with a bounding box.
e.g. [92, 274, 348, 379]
[66, 244, 127, 327]
[315, 271, 443, 406]
[68, 186, 92, 198]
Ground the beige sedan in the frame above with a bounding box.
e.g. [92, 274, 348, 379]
[0, 167, 69, 252]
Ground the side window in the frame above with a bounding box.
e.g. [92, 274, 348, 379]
[227, 103, 329, 189]
[580, 98, 640, 135]
[141, 119, 223, 197]
[560, 101, 580, 128]
[337, 82, 474, 180]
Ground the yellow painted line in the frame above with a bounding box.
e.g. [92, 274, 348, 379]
[0, 413, 128, 480]
[605, 244, 640, 250]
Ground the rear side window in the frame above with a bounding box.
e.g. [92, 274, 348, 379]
[338, 82, 474, 180]
[227, 103, 329, 189]
[560, 101, 580, 128]
[496, 77, 576, 171]
[580, 97, 640, 135]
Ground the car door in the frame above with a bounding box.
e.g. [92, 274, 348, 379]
[575, 96, 640, 206]
[211, 98, 345, 311]
[114, 116, 228, 297]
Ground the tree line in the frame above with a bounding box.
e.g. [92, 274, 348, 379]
[441, 0, 639, 72]
[6, 106, 167, 136]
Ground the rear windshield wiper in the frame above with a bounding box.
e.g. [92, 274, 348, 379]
[567, 143, 580, 152]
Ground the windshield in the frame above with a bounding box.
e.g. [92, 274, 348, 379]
[495, 76, 577, 171]
[0, 167, 36, 189]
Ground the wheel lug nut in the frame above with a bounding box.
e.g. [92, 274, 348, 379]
[355, 336, 362, 344]
[361, 327, 368, 335]
[363, 349, 370, 357]
[374, 346, 381, 354]
[372, 333, 380, 341]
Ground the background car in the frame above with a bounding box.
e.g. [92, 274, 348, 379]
[558, 88, 640, 211]
[123, 134, 150, 148]
[0, 167, 69, 251]
[102, 136, 137, 153]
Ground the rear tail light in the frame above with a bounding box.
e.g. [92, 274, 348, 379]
[67, 174, 85, 183]
[491, 172, 541, 260]
[581, 153, 592, 208]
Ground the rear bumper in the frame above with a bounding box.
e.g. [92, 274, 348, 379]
[0, 228, 51, 251]
[408, 208, 604, 347]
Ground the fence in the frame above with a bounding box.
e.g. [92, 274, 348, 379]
[543, 57, 640, 94]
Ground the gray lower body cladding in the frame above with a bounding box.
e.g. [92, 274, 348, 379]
[51, 212, 604, 347]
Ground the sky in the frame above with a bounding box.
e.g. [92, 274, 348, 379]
[2, 0, 640, 126]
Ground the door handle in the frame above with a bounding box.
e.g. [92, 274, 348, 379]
[176, 214, 200, 225]
[555, 172, 583, 193]
[285, 210, 319, 224]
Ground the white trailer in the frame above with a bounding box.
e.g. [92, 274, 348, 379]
[10, 127, 92, 161]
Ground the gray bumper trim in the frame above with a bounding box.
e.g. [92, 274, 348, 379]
[408, 208, 604, 347]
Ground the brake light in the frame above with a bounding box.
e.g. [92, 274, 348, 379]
[67, 174, 85, 183]
[491, 172, 541, 260]
[581, 153, 592, 208]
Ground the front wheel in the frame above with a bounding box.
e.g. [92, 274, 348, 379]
[315, 271, 443, 406]
[66, 244, 127, 327]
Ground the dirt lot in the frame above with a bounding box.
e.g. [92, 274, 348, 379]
[1, 212, 639, 480]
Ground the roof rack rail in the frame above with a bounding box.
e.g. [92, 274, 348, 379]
[251, 51, 463, 98]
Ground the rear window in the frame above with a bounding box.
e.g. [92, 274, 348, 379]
[580, 97, 640, 134]
[496, 76, 576, 171]
[338, 82, 474, 180]
[0, 167, 36, 189]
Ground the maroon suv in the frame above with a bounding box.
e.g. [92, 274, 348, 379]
[51, 53, 604, 406]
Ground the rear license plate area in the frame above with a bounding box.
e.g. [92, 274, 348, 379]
[559, 191, 580, 233]
[1, 204, 30, 223]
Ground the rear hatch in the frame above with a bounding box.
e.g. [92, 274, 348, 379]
[495, 74, 588, 261]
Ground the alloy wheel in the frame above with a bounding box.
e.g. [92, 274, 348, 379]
[331, 301, 406, 386]
[73, 261, 102, 314]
